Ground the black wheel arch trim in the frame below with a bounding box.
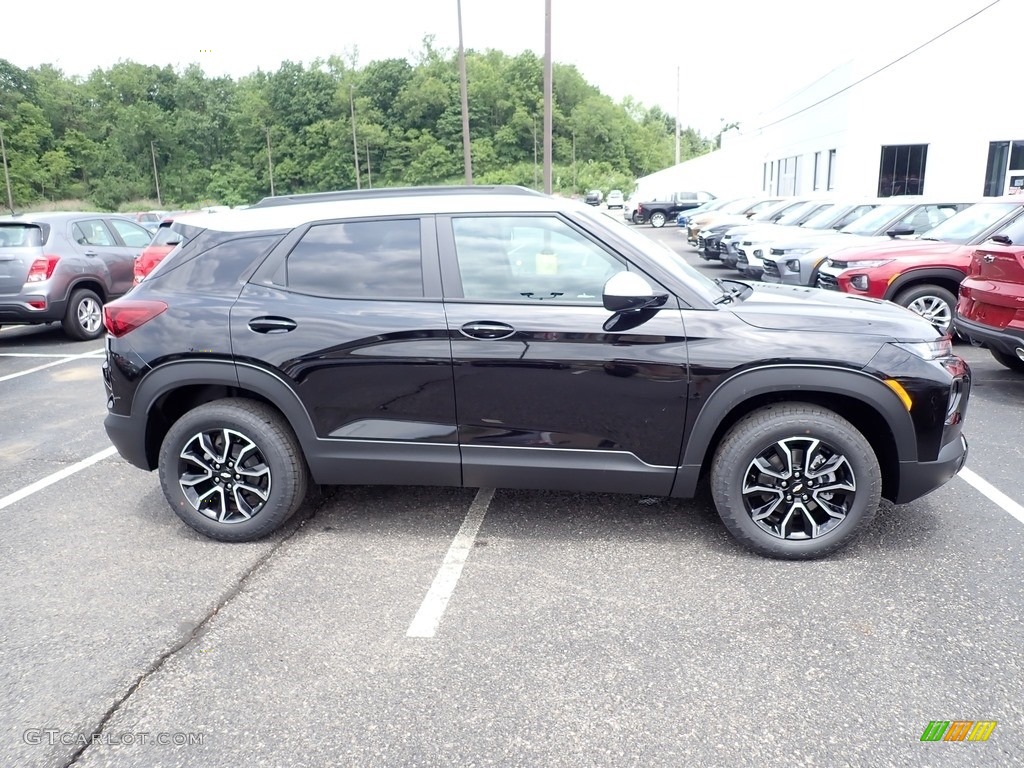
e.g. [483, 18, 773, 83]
[882, 267, 965, 301]
[132, 359, 319, 450]
[673, 365, 917, 495]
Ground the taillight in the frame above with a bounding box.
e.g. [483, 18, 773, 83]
[26, 255, 60, 283]
[102, 300, 168, 337]
[133, 256, 145, 284]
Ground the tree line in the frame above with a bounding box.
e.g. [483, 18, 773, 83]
[0, 39, 714, 211]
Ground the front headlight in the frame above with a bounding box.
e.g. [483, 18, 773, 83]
[891, 338, 954, 361]
[783, 247, 815, 256]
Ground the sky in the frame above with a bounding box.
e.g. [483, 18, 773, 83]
[2, 0, 1001, 137]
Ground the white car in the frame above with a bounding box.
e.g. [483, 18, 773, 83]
[606, 190, 624, 209]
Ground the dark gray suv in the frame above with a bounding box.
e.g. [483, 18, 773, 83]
[0, 212, 152, 340]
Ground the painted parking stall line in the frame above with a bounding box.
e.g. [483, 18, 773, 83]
[0, 446, 118, 512]
[0, 349, 105, 383]
[407, 488, 495, 639]
[959, 468, 1024, 527]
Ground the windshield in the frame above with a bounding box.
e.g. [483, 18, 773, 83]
[778, 201, 832, 227]
[720, 197, 761, 214]
[918, 202, 1021, 244]
[749, 199, 801, 223]
[839, 204, 910, 236]
[579, 208, 723, 303]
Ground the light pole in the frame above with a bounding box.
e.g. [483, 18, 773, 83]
[0, 125, 14, 213]
[265, 126, 275, 196]
[150, 141, 162, 206]
[349, 85, 361, 190]
[675, 65, 680, 166]
[457, 0, 473, 184]
[542, 0, 553, 194]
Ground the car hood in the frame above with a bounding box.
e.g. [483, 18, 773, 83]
[768, 233, 900, 252]
[730, 281, 937, 339]
[727, 223, 807, 241]
[826, 239, 966, 262]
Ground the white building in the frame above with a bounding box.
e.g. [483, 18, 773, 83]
[638, 0, 1024, 202]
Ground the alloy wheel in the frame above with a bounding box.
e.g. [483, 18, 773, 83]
[906, 295, 952, 333]
[178, 428, 272, 523]
[78, 297, 102, 334]
[740, 436, 856, 540]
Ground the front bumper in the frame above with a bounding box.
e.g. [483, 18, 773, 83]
[953, 314, 1024, 356]
[895, 434, 968, 504]
[761, 258, 808, 286]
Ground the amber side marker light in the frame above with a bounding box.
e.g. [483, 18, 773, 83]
[884, 379, 913, 411]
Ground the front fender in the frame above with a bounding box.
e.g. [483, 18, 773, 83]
[672, 364, 916, 495]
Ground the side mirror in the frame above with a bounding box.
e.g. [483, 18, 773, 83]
[603, 271, 668, 314]
[886, 226, 915, 238]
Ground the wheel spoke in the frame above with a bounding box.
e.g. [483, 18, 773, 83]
[178, 428, 273, 524]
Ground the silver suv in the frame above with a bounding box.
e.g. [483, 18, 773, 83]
[0, 212, 152, 340]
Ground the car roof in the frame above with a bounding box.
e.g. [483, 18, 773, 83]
[174, 190, 577, 233]
[0, 211, 119, 224]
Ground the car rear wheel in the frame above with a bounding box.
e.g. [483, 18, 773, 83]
[158, 398, 309, 542]
[710, 404, 881, 560]
[991, 348, 1024, 373]
[631, 212, 643, 225]
[894, 285, 956, 335]
[62, 288, 104, 341]
[649, 211, 667, 228]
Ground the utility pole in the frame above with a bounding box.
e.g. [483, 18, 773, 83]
[366, 144, 372, 188]
[542, 0, 553, 194]
[265, 127, 275, 196]
[349, 85, 361, 190]
[572, 130, 577, 194]
[675, 65, 681, 166]
[0, 126, 13, 213]
[457, 0, 473, 184]
[533, 117, 538, 188]
[150, 140, 162, 206]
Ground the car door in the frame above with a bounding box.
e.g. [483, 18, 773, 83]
[106, 217, 154, 295]
[68, 218, 133, 297]
[438, 213, 689, 496]
[232, 216, 459, 487]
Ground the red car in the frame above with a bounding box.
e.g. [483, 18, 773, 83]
[815, 198, 1024, 335]
[955, 217, 1024, 372]
[133, 219, 184, 284]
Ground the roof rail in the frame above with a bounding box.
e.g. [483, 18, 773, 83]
[248, 185, 548, 209]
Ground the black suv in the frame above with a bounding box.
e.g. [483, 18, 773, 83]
[101, 186, 971, 559]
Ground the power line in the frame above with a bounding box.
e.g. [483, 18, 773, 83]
[755, 0, 1002, 131]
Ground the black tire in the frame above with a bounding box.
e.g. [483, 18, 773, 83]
[649, 211, 667, 228]
[991, 348, 1024, 372]
[158, 398, 309, 542]
[709, 403, 881, 560]
[631, 212, 643, 225]
[893, 284, 956, 336]
[62, 288, 105, 341]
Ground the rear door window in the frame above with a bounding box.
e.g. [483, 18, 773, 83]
[72, 220, 115, 247]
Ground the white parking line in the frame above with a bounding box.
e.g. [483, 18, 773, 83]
[407, 488, 495, 638]
[959, 468, 1024, 527]
[0, 349, 105, 383]
[0, 446, 118, 512]
[0, 352, 101, 358]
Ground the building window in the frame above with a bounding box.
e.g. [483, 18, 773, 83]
[827, 149, 836, 191]
[777, 156, 799, 196]
[763, 162, 769, 192]
[984, 140, 1024, 196]
[878, 144, 927, 197]
[813, 152, 821, 191]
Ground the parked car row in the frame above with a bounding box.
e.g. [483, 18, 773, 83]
[683, 193, 1024, 370]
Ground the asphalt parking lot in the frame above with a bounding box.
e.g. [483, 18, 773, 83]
[1, 218, 1022, 767]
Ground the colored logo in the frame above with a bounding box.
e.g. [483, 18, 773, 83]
[920, 721, 997, 742]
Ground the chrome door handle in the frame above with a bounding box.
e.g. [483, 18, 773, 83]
[459, 321, 516, 340]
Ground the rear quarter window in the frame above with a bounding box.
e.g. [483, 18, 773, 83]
[150, 235, 281, 292]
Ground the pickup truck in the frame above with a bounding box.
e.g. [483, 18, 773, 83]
[635, 191, 717, 227]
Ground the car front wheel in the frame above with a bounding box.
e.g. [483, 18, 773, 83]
[710, 403, 881, 559]
[894, 285, 956, 335]
[158, 398, 309, 542]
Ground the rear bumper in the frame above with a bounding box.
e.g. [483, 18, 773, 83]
[953, 314, 1024, 356]
[0, 298, 67, 324]
[104, 411, 153, 471]
[894, 434, 968, 504]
